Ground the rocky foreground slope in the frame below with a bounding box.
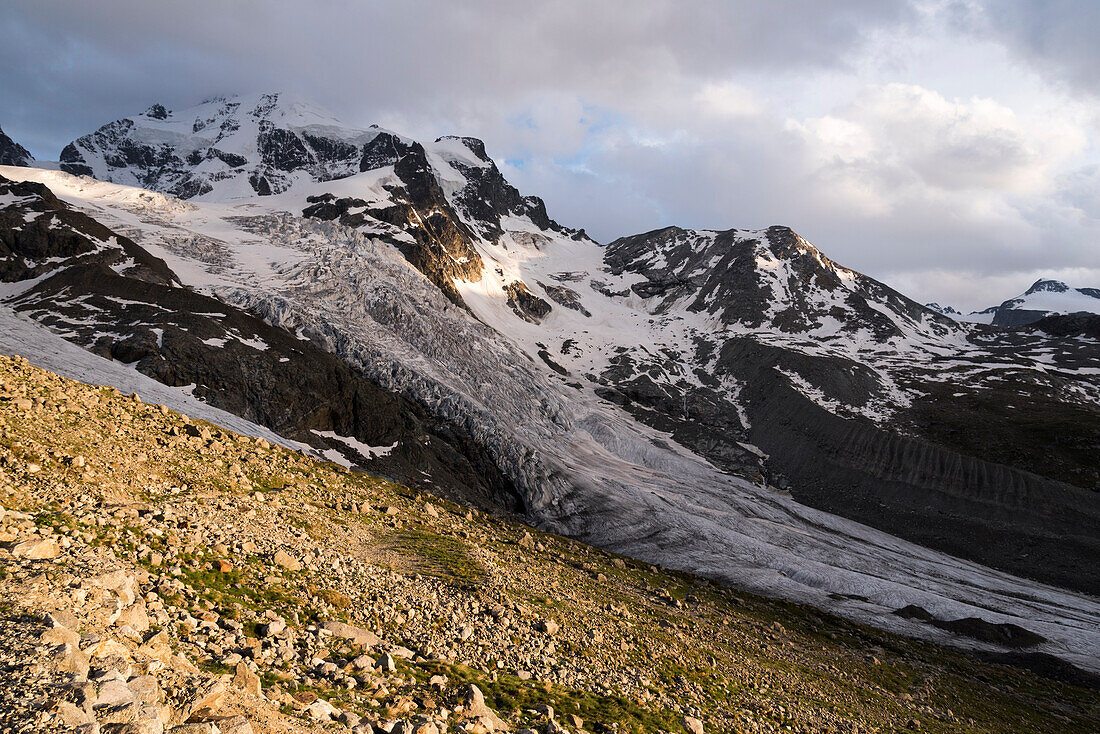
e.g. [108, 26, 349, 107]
[2, 354, 1099, 734]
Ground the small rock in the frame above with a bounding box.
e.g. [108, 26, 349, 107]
[47, 642, 89, 677]
[56, 700, 94, 727]
[176, 679, 225, 723]
[257, 618, 285, 637]
[536, 619, 559, 635]
[376, 652, 396, 672]
[217, 716, 254, 734]
[116, 602, 150, 632]
[94, 678, 135, 709]
[460, 685, 506, 731]
[128, 676, 163, 707]
[339, 711, 363, 728]
[307, 698, 340, 721]
[40, 624, 81, 647]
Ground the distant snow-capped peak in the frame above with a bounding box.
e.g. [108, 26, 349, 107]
[959, 278, 1100, 326]
[59, 92, 386, 199]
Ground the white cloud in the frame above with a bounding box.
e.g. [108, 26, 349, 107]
[693, 83, 765, 119]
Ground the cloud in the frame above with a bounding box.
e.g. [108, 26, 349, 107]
[0, 0, 1096, 310]
[963, 0, 1100, 98]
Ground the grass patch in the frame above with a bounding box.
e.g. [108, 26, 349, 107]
[388, 529, 487, 588]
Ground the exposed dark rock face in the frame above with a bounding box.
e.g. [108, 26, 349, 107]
[606, 225, 948, 337]
[594, 350, 763, 481]
[0, 176, 520, 512]
[715, 339, 1100, 595]
[0, 175, 174, 285]
[58, 143, 94, 177]
[435, 135, 589, 244]
[894, 605, 1047, 648]
[359, 131, 411, 171]
[504, 281, 552, 322]
[537, 281, 591, 317]
[144, 103, 170, 119]
[1030, 312, 1100, 340]
[305, 140, 486, 307]
[0, 127, 34, 167]
[992, 308, 1052, 327]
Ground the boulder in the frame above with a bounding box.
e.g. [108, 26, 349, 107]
[321, 620, 380, 647]
[232, 662, 262, 697]
[459, 685, 508, 731]
[535, 620, 559, 635]
[307, 698, 340, 721]
[272, 550, 301, 571]
[11, 538, 60, 559]
[116, 602, 150, 632]
[175, 680, 225, 724]
[127, 675, 162, 706]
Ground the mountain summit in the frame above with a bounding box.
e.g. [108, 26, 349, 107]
[59, 92, 377, 198]
[0, 126, 34, 167]
[959, 278, 1100, 326]
[3, 94, 1099, 678]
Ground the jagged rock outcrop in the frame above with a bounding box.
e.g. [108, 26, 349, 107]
[0, 126, 34, 167]
[433, 135, 588, 243]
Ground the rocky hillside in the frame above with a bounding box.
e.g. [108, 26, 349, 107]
[3, 354, 1100, 734]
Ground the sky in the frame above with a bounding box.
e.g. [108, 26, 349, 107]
[1, 0, 1098, 311]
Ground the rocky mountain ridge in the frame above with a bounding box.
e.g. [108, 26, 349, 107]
[0, 126, 35, 167]
[1, 98, 1098, 674]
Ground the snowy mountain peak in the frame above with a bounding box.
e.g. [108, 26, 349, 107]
[960, 278, 1100, 326]
[1025, 278, 1071, 295]
[925, 302, 961, 316]
[434, 135, 493, 166]
[59, 92, 378, 199]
